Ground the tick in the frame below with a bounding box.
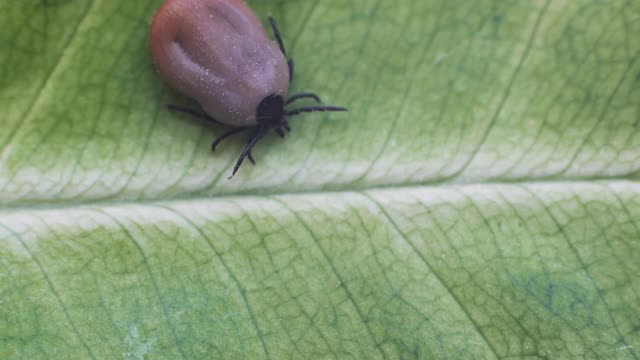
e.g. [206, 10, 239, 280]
[150, 0, 348, 177]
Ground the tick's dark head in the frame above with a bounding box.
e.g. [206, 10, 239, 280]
[256, 94, 285, 128]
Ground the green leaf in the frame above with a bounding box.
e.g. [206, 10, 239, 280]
[1, 0, 639, 358]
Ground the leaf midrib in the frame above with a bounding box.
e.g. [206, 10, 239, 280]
[1, 178, 638, 213]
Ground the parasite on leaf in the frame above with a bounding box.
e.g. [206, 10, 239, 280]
[150, 0, 348, 178]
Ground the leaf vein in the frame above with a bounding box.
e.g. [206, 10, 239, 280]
[273, 198, 387, 359]
[447, 0, 551, 181]
[0, 223, 97, 360]
[95, 209, 189, 360]
[361, 192, 501, 359]
[158, 205, 272, 360]
[0, 0, 97, 157]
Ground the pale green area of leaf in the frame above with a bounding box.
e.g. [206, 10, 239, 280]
[0, 0, 639, 359]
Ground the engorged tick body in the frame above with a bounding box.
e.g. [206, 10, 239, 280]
[150, 0, 348, 177]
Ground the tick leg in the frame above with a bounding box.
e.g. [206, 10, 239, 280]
[268, 17, 295, 84]
[288, 59, 295, 84]
[248, 150, 256, 165]
[230, 125, 269, 178]
[275, 127, 285, 138]
[167, 104, 222, 124]
[286, 92, 322, 105]
[283, 120, 291, 132]
[285, 106, 349, 117]
[211, 127, 248, 152]
[268, 17, 287, 56]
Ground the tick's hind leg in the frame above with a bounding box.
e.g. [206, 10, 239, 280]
[286, 92, 321, 105]
[285, 106, 349, 117]
[230, 125, 269, 178]
[211, 127, 248, 151]
[288, 59, 295, 84]
[269, 17, 287, 56]
[268, 17, 295, 84]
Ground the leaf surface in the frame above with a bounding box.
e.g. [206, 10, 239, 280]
[1, 0, 639, 358]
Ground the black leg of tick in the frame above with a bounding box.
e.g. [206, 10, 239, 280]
[230, 125, 269, 178]
[211, 127, 249, 151]
[285, 106, 349, 117]
[286, 92, 322, 105]
[247, 151, 256, 165]
[167, 104, 222, 124]
[269, 17, 295, 84]
[268, 17, 287, 56]
[288, 59, 295, 84]
[274, 127, 285, 138]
